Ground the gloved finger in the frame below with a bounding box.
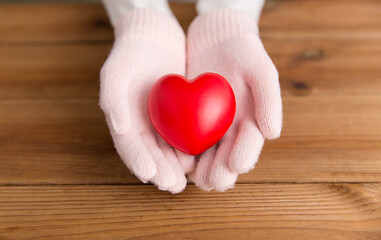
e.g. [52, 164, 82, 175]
[208, 131, 238, 192]
[156, 138, 187, 194]
[175, 149, 196, 174]
[188, 146, 216, 191]
[229, 120, 264, 174]
[247, 41, 282, 139]
[111, 132, 156, 183]
[142, 131, 178, 191]
[99, 48, 133, 135]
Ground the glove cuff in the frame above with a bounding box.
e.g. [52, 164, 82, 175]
[187, 8, 259, 58]
[115, 8, 185, 56]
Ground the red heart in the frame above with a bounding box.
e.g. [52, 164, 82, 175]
[148, 73, 236, 155]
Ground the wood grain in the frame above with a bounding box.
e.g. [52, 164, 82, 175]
[1, 0, 381, 44]
[1, 39, 381, 99]
[260, 0, 381, 40]
[0, 96, 380, 184]
[267, 39, 381, 96]
[0, 2, 194, 43]
[0, 3, 113, 43]
[0, 44, 110, 99]
[0, 184, 381, 240]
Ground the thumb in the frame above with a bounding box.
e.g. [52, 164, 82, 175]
[247, 50, 283, 139]
[99, 62, 131, 135]
[104, 105, 131, 135]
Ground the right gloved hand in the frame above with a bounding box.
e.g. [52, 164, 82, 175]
[100, 9, 194, 193]
[187, 8, 282, 192]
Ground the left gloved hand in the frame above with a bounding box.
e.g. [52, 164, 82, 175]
[187, 8, 283, 191]
[100, 9, 194, 193]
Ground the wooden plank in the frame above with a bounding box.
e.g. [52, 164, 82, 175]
[1, 0, 381, 43]
[0, 2, 193, 43]
[260, 0, 381, 40]
[266, 39, 381, 96]
[0, 44, 110, 99]
[0, 3, 113, 43]
[0, 184, 380, 240]
[1, 39, 380, 99]
[0, 96, 380, 184]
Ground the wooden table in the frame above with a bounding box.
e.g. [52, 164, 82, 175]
[1, 1, 381, 239]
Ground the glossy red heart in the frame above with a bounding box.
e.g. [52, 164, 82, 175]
[148, 73, 236, 155]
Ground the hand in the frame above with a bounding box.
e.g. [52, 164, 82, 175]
[187, 8, 282, 191]
[100, 9, 194, 193]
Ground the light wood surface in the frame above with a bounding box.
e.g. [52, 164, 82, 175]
[1, 184, 381, 240]
[0, 1, 381, 239]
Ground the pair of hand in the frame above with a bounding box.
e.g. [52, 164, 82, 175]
[100, 8, 282, 193]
